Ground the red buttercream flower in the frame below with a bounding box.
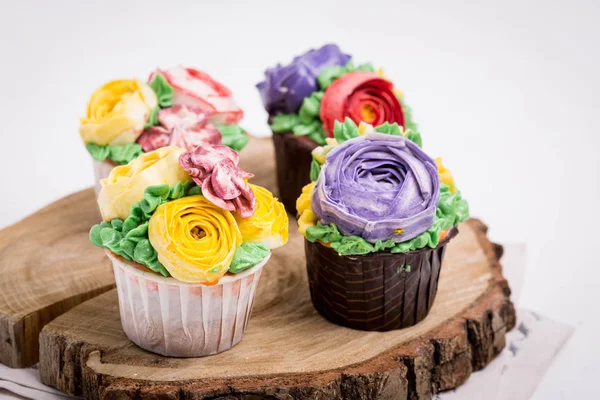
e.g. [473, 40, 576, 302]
[320, 71, 405, 137]
[179, 144, 256, 218]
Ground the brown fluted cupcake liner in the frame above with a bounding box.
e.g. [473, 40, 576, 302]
[272, 132, 318, 215]
[305, 228, 458, 331]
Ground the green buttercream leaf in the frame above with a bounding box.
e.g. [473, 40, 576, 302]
[374, 122, 402, 136]
[146, 184, 170, 199]
[216, 124, 249, 152]
[334, 117, 360, 143]
[188, 186, 202, 196]
[355, 63, 375, 73]
[405, 130, 423, 148]
[125, 221, 149, 239]
[309, 184, 470, 256]
[89, 222, 110, 247]
[229, 243, 270, 274]
[88, 181, 198, 277]
[111, 219, 124, 231]
[308, 127, 327, 145]
[305, 222, 342, 243]
[144, 106, 160, 129]
[318, 65, 347, 89]
[85, 143, 144, 165]
[270, 114, 301, 133]
[85, 143, 110, 161]
[373, 239, 396, 252]
[318, 60, 376, 90]
[120, 238, 136, 260]
[149, 72, 174, 108]
[397, 94, 419, 142]
[292, 120, 319, 136]
[299, 92, 322, 123]
[310, 158, 321, 182]
[331, 236, 374, 255]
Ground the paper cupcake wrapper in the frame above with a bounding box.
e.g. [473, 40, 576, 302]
[272, 132, 318, 215]
[107, 251, 267, 357]
[304, 228, 458, 332]
[92, 160, 116, 195]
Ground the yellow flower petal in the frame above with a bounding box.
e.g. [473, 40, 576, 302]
[296, 182, 316, 216]
[358, 121, 374, 135]
[234, 184, 288, 249]
[298, 209, 317, 236]
[97, 146, 189, 221]
[435, 157, 457, 193]
[296, 182, 318, 237]
[149, 195, 241, 284]
[80, 79, 158, 145]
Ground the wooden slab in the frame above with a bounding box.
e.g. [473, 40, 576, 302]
[0, 138, 274, 368]
[0, 188, 114, 368]
[39, 215, 515, 399]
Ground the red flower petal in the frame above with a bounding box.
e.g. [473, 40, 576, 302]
[320, 71, 405, 136]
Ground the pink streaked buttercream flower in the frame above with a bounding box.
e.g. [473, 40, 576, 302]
[179, 144, 256, 218]
[149, 67, 243, 125]
[137, 104, 222, 152]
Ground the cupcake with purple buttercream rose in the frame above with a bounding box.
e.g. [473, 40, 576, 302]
[296, 118, 468, 331]
[257, 44, 419, 214]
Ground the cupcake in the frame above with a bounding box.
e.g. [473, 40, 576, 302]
[257, 44, 418, 214]
[81, 67, 248, 194]
[296, 119, 468, 331]
[89, 143, 288, 356]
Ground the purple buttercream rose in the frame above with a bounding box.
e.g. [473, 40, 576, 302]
[312, 133, 439, 243]
[257, 43, 351, 114]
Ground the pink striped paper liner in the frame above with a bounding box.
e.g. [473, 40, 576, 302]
[106, 251, 267, 357]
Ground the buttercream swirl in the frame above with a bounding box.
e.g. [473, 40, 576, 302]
[137, 104, 222, 152]
[80, 79, 158, 146]
[320, 71, 405, 137]
[234, 184, 288, 249]
[257, 44, 351, 114]
[179, 143, 256, 218]
[151, 66, 243, 125]
[98, 146, 189, 221]
[148, 195, 242, 283]
[312, 132, 439, 243]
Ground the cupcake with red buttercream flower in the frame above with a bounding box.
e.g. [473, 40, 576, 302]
[257, 44, 420, 214]
[297, 119, 468, 331]
[80, 67, 248, 193]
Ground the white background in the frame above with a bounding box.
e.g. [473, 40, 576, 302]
[0, 0, 598, 398]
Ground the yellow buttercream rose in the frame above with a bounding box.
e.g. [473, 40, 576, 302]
[148, 195, 242, 283]
[80, 79, 158, 145]
[297, 182, 317, 236]
[436, 157, 457, 193]
[97, 146, 189, 221]
[234, 184, 288, 249]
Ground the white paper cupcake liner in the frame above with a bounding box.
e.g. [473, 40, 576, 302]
[93, 160, 116, 195]
[106, 251, 267, 357]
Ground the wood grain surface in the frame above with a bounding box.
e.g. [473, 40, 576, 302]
[0, 188, 114, 368]
[38, 148, 516, 400]
[4, 137, 516, 398]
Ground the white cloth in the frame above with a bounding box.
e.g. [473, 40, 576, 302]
[0, 244, 574, 400]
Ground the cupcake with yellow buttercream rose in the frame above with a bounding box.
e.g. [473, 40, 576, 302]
[81, 67, 247, 193]
[89, 143, 287, 357]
